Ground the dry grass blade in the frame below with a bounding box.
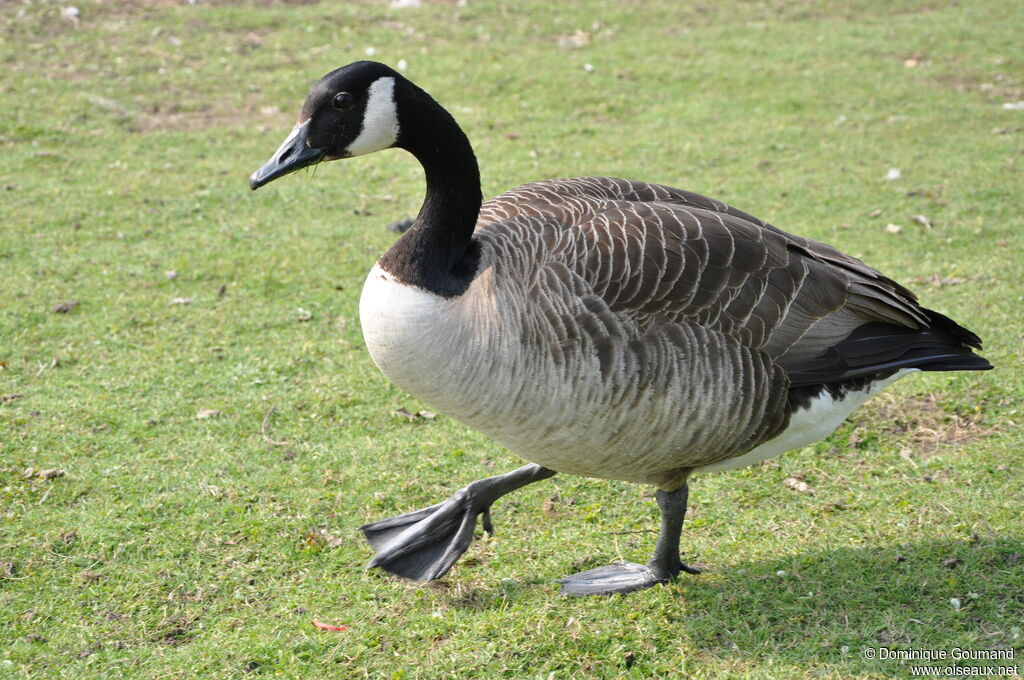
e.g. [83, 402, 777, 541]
[261, 406, 291, 447]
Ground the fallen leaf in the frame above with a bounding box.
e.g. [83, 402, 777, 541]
[886, 223, 903, 234]
[165, 270, 178, 280]
[198, 482, 222, 497]
[884, 168, 901, 181]
[867, 208, 882, 218]
[78, 570, 103, 583]
[393, 408, 437, 422]
[783, 477, 814, 494]
[304, 527, 345, 549]
[170, 297, 192, 305]
[1002, 101, 1024, 111]
[51, 300, 78, 313]
[311, 620, 348, 632]
[557, 29, 591, 48]
[196, 409, 221, 419]
[38, 468, 65, 480]
[296, 308, 313, 322]
[1, 394, 23, 404]
[216, 284, 227, 297]
[911, 214, 933, 229]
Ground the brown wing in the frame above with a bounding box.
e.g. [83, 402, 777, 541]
[478, 176, 986, 386]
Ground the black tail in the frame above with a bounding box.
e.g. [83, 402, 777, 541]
[788, 308, 992, 387]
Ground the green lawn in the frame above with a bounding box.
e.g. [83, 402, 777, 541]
[1, 1, 1022, 678]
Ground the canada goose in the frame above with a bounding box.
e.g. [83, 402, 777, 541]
[249, 61, 992, 596]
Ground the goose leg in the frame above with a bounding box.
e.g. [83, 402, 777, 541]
[360, 463, 557, 581]
[559, 483, 700, 596]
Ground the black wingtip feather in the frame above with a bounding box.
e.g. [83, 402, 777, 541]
[787, 316, 992, 388]
[923, 306, 984, 350]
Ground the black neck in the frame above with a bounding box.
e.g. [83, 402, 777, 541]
[377, 87, 483, 297]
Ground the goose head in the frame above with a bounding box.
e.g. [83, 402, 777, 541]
[249, 61, 405, 190]
[249, 61, 482, 293]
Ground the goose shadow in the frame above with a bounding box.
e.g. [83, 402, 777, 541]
[447, 536, 1023, 672]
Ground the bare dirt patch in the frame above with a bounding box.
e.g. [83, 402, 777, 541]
[932, 69, 1022, 102]
[855, 392, 995, 457]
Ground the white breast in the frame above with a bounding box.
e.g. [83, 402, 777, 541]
[360, 264, 462, 400]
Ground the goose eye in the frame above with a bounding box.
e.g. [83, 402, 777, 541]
[332, 92, 356, 111]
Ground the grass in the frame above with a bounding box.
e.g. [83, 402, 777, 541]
[1, 0, 1022, 677]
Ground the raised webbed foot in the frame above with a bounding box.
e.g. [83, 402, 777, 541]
[360, 463, 556, 582]
[360, 489, 485, 581]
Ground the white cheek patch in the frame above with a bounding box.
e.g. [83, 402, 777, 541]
[347, 76, 399, 157]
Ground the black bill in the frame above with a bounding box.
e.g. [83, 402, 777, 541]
[249, 121, 324, 190]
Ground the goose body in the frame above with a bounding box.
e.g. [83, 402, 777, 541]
[251, 62, 991, 595]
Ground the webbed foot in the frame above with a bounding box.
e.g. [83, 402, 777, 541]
[360, 463, 556, 582]
[559, 482, 700, 596]
[559, 560, 700, 596]
[360, 489, 483, 580]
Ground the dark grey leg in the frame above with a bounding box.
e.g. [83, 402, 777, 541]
[360, 463, 556, 582]
[649, 484, 702, 579]
[559, 483, 700, 596]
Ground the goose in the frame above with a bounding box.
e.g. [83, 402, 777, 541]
[249, 61, 992, 596]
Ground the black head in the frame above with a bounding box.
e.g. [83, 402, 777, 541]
[249, 61, 405, 190]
